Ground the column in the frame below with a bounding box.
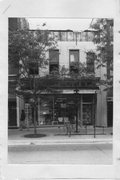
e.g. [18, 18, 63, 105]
[80, 95, 83, 126]
[96, 86, 107, 127]
[38, 98, 41, 126]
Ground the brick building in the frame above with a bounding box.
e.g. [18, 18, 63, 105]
[8, 18, 113, 129]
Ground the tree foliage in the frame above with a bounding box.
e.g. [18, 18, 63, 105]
[9, 29, 57, 134]
[90, 18, 113, 90]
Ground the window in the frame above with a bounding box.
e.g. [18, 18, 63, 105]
[29, 62, 38, 75]
[68, 32, 74, 41]
[69, 50, 79, 74]
[86, 52, 95, 73]
[61, 32, 67, 41]
[87, 32, 94, 41]
[49, 49, 59, 74]
[81, 32, 88, 41]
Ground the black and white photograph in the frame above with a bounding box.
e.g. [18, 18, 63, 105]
[1, 0, 120, 179]
[8, 17, 113, 164]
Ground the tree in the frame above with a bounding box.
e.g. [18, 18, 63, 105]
[9, 29, 57, 134]
[90, 19, 113, 91]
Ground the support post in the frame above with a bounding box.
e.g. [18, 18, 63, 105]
[94, 92, 97, 138]
[53, 96, 55, 122]
[75, 92, 79, 133]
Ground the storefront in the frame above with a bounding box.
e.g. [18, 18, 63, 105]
[15, 77, 102, 129]
[23, 89, 97, 130]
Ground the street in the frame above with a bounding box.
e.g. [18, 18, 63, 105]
[8, 143, 112, 164]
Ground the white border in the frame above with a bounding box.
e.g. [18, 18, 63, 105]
[0, 0, 120, 179]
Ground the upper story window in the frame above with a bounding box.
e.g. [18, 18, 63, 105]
[29, 61, 39, 75]
[69, 50, 79, 74]
[49, 49, 59, 74]
[86, 52, 95, 73]
[51, 31, 94, 42]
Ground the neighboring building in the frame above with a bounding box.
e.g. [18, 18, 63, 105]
[9, 18, 29, 31]
[8, 18, 29, 127]
[8, 19, 113, 128]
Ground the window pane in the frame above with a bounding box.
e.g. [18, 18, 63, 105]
[87, 32, 94, 41]
[49, 50, 59, 63]
[53, 32, 59, 40]
[68, 32, 74, 41]
[61, 32, 67, 41]
[49, 49, 59, 74]
[69, 50, 79, 73]
[81, 32, 88, 41]
[70, 50, 79, 63]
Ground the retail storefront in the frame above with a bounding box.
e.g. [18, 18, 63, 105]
[17, 77, 99, 129]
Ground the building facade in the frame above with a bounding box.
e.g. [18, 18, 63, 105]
[8, 19, 113, 129]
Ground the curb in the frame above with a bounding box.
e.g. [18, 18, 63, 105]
[8, 139, 112, 146]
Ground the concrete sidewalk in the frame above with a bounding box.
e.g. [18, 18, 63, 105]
[8, 126, 113, 146]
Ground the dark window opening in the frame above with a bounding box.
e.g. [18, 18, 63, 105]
[49, 49, 59, 74]
[83, 94, 93, 102]
[29, 62, 38, 75]
[49, 64, 59, 74]
[8, 100, 17, 126]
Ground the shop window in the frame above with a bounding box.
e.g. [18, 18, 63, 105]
[49, 49, 59, 74]
[29, 62, 38, 75]
[69, 50, 79, 74]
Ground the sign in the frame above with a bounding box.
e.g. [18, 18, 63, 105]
[21, 77, 99, 91]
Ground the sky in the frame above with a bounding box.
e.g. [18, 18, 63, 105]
[27, 18, 93, 31]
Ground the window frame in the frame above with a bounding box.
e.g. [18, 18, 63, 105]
[49, 49, 59, 74]
[69, 49, 79, 74]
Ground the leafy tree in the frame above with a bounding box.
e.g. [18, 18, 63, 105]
[90, 19, 113, 91]
[9, 29, 57, 134]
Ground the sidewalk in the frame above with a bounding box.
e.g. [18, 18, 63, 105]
[8, 126, 113, 146]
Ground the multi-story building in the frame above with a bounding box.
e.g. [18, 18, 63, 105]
[8, 19, 113, 129]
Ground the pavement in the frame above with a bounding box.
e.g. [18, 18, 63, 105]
[8, 143, 112, 164]
[8, 126, 113, 146]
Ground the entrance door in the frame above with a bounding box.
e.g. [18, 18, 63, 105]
[82, 104, 93, 125]
[82, 94, 94, 126]
[8, 100, 17, 126]
[107, 101, 113, 127]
